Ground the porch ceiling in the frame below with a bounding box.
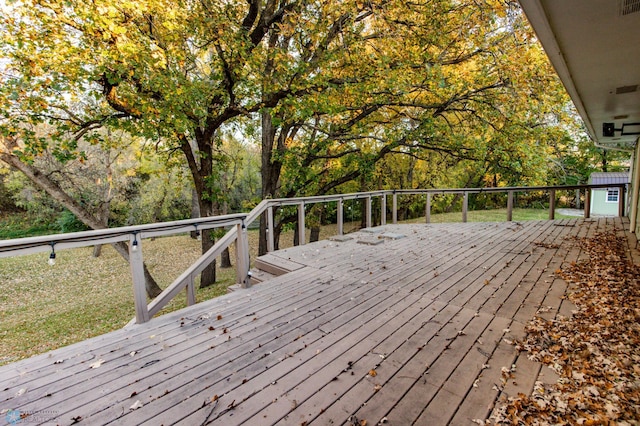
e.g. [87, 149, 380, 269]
[519, 0, 640, 147]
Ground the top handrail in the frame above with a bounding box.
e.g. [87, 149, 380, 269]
[0, 213, 247, 258]
[242, 183, 628, 229]
[393, 183, 625, 195]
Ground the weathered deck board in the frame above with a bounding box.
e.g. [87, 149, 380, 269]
[0, 218, 636, 426]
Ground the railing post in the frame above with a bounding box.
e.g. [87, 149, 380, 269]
[425, 193, 431, 224]
[235, 221, 250, 288]
[549, 189, 556, 220]
[298, 202, 306, 245]
[267, 206, 275, 253]
[584, 188, 591, 219]
[462, 192, 468, 223]
[507, 191, 514, 222]
[186, 274, 196, 306]
[129, 235, 150, 324]
[392, 192, 398, 224]
[366, 196, 372, 228]
[337, 199, 344, 235]
[380, 194, 386, 226]
[619, 184, 626, 217]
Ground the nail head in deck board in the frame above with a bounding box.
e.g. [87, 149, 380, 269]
[0, 218, 636, 426]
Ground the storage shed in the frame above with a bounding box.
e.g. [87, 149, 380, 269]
[588, 172, 629, 216]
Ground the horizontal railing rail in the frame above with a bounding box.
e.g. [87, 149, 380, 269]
[0, 214, 248, 257]
[0, 183, 627, 325]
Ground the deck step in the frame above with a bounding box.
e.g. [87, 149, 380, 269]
[253, 253, 305, 277]
[248, 268, 277, 285]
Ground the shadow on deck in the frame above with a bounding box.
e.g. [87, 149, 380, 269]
[0, 218, 637, 425]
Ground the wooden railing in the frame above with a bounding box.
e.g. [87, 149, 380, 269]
[253, 183, 627, 252]
[0, 183, 627, 324]
[0, 214, 249, 324]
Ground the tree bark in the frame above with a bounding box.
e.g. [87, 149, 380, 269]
[93, 149, 114, 257]
[181, 130, 218, 289]
[190, 188, 200, 239]
[219, 200, 232, 268]
[199, 229, 217, 287]
[260, 110, 285, 255]
[0, 138, 163, 298]
[196, 196, 217, 288]
[309, 204, 325, 243]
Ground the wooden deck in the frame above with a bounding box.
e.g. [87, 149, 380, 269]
[1, 218, 637, 425]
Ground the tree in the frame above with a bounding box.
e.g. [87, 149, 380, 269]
[258, 0, 578, 249]
[0, 134, 164, 297]
[1, 0, 386, 286]
[1, 0, 581, 267]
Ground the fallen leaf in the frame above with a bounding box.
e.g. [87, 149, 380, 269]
[130, 400, 143, 410]
[368, 369, 377, 377]
[493, 231, 640, 425]
[90, 359, 105, 369]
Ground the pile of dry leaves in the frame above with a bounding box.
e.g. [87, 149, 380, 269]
[493, 231, 640, 425]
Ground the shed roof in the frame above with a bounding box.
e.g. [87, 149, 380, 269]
[588, 172, 629, 185]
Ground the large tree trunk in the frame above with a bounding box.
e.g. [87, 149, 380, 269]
[219, 200, 232, 268]
[309, 204, 325, 243]
[260, 110, 284, 255]
[197, 197, 217, 288]
[1, 139, 163, 298]
[199, 229, 217, 288]
[181, 131, 218, 289]
[93, 149, 114, 258]
[190, 188, 200, 239]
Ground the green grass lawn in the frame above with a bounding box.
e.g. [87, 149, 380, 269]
[401, 207, 574, 223]
[0, 208, 573, 365]
[0, 212, 58, 239]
